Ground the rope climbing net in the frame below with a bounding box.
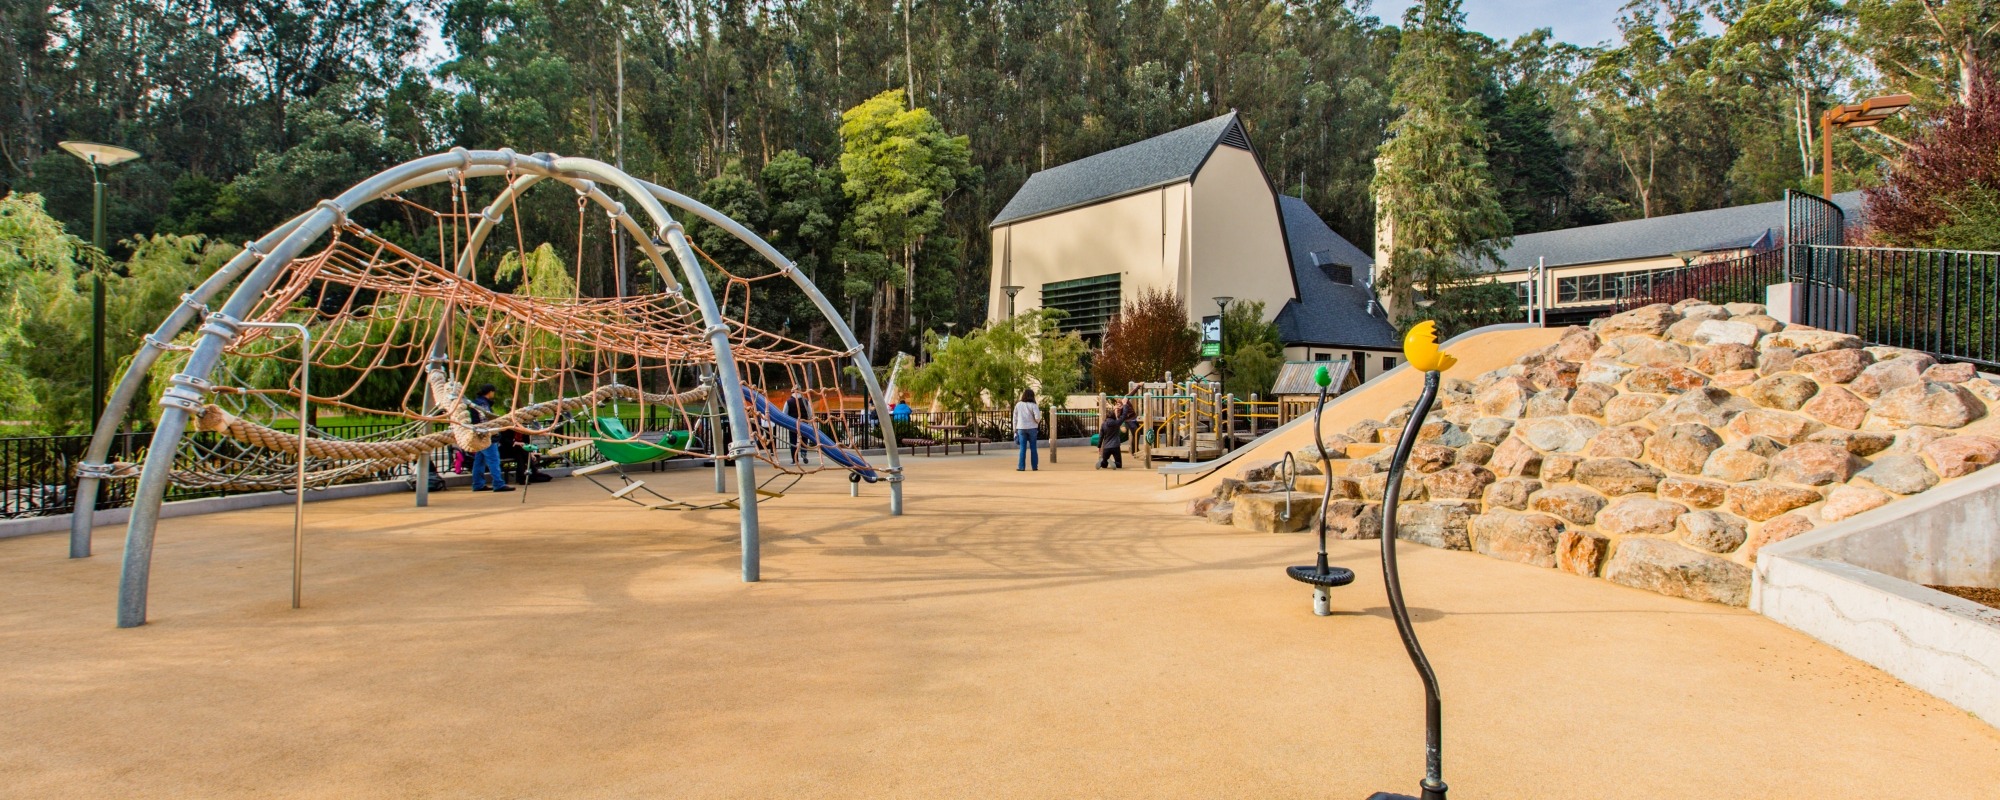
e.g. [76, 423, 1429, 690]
[122, 172, 875, 491]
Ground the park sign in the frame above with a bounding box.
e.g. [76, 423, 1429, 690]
[1200, 315, 1221, 357]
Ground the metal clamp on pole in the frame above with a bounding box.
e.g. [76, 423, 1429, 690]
[196, 311, 243, 341]
[158, 372, 214, 414]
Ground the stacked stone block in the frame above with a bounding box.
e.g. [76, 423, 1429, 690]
[1188, 300, 2000, 606]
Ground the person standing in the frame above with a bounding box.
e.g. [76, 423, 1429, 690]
[468, 384, 514, 493]
[1095, 410, 1124, 469]
[782, 389, 814, 465]
[1013, 388, 1040, 471]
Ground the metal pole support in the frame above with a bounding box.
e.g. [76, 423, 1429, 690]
[240, 321, 312, 610]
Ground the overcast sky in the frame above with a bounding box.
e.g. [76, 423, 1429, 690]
[1369, 0, 1631, 47]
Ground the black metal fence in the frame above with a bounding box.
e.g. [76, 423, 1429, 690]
[1795, 245, 2000, 369]
[0, 407, 1080, 520]
[1618, 248, 1787, 311]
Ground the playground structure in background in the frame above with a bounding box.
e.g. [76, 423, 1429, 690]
[63, 149, 904, 628]
[1115, 357, 1361, 465]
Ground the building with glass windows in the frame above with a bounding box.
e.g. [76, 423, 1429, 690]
[1472, 191, 1866, 325]
[987, 112, 1400, 383]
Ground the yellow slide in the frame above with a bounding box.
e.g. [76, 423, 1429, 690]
[1160, 323, 1565, 501]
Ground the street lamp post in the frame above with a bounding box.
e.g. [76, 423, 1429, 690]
[58, 141, 143, 431]
[1821, 94, 1911, 197]
[1002, 285, 1024, 319]
[1213, 295, 1233, 447]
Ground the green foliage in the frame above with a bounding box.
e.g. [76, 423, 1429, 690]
[1092, 289, 1199, 391]
[1218, 300, 1282, 397]
[838, 89, 976, 351]
[1373, 0, 1516, 335]
[901, 309, 1084, 414]
[1850, 0, 2000, 110]
[0, 194, 234, 431]
[1919, 185, 2000, 250]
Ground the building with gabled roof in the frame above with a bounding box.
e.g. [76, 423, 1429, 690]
[988, 112, 1402, 388]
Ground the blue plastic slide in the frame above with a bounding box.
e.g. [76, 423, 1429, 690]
[740, 387, 881, 482]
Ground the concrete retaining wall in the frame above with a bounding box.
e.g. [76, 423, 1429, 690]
[1754, 460, 2000, 729]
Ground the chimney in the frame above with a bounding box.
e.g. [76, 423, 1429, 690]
[1371, 155, 1399, 323]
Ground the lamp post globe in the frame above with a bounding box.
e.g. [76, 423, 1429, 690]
[58, 141, 143, 432]
[1002, 285, 1024, 319]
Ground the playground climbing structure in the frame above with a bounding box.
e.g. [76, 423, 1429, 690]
[64, 149, 904, 627]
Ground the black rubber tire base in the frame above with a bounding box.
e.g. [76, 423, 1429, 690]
[1286, 564, 1356, 587]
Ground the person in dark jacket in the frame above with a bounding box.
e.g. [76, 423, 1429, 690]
[468, 384, 514, 492]
[1096, 411, 1124, 469]
[782, 389, 814, 464]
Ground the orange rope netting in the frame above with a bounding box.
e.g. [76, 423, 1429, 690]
[159, 185, 869, 482]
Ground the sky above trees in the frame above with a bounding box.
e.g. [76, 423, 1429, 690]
[1376, 0, 1634, 45]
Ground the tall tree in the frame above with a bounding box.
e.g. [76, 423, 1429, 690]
[1852, 0, 2000, 108]
[1371, 0, 1515, 335]
[837, 88, 972, 353]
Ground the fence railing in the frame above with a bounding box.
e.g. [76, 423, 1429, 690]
[1611, 241, 1999, 369]
[1617, 248, 1787, 312]
[1795, 245, 2000, 370]
[0, 407, 1083, 521]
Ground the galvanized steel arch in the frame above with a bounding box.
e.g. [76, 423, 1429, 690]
[68, 149, 903, 628]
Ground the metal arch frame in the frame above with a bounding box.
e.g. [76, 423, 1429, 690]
[64, 149, 902, 628]
[634, 182, 904, 517]
[70, 157, 666, 556]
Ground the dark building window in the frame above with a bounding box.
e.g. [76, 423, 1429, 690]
[1554, 267, 1678, 304]
[1313, 352, 1332, 361]
[1312, 250, 1353, 285]
[1514, 281, 1531, 306]
[1040, 274, 1122, 338]
[1383, 356, 1397, 371]
[1353, 351, 1367, 380]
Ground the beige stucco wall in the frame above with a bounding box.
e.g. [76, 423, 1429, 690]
[987, 183, 1190, 322]
[1187, 146, 1294, 329]
[1280, 346, 1404, 383]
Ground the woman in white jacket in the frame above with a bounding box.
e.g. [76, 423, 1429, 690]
[1012, 388, 1041, 471]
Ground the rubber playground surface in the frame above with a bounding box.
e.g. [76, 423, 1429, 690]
[3, 454, 1996, 798]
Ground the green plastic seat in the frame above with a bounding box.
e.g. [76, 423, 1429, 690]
[590, 417, 691, 465]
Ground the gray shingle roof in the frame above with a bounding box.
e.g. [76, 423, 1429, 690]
[990, 113, 1243, 226]
[1481, 191, 1866, 272]
[1273, 195, 1399, 350]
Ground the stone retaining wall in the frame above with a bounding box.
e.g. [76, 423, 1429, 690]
[1188, 299, 2000, 606]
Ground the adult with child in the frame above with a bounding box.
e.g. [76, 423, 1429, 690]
[1096, 409, 1124, 469]
[467, 384, 515, 492]
[1012, 388, 1040, 471]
